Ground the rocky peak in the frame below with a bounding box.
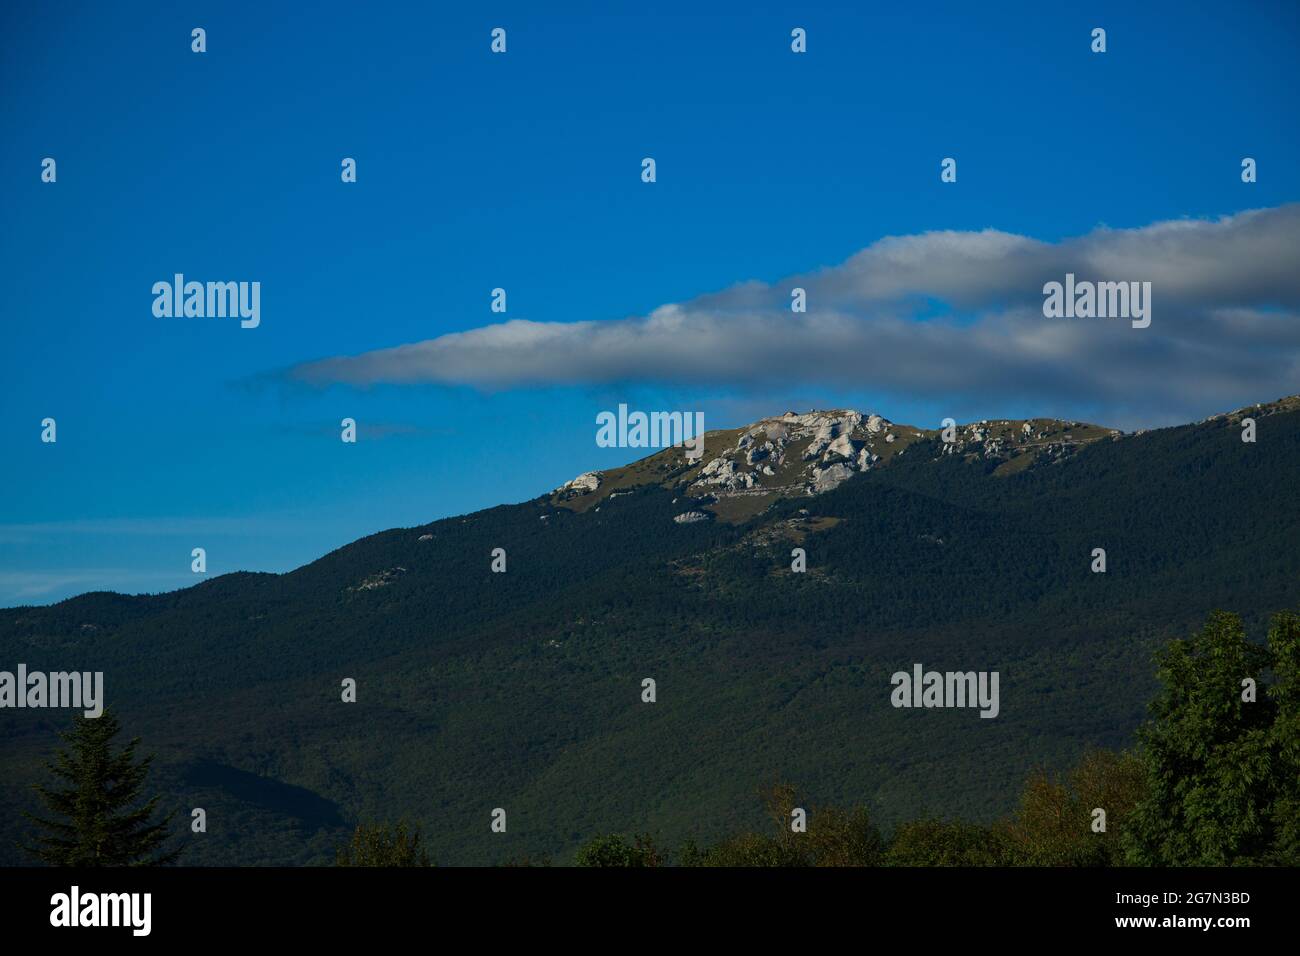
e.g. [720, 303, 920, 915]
[550, 404, 1136, 524]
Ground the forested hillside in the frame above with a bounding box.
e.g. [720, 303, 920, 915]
[2, 401, 1297, 865]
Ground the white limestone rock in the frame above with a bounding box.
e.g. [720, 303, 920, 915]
[803, 437, 830, 460]
[811, 462, 854, 493]
[700, 456, 734, 478]
[826, 433, 859, 460]
[558, 471, 602, 495]
[673, 511, 712, 524]
[691, 455, 757, 494]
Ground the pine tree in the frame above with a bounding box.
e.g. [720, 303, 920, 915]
[21, 710, 179, 866]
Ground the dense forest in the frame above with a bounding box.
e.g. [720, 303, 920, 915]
[18, 607, 1299, 866]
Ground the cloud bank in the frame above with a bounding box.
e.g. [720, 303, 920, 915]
[287, 205, 1300, 420]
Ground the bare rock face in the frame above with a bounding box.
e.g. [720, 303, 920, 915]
[673, 511, 712, 524]
[746, 441, 774, 465]
[811, 462, 855, 493]
[802, 438, 828, 461]
[701, 456, 735, 478]
[826, 432, 860, 460]
[556, 471, 602, 498]
[694, 456, 758, 492]
[686, 408, 895, 501]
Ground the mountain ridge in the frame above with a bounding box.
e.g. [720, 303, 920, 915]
[2, 393, 1298, 866]
[550, 395, 1299, 525]
[8, 394, 1298, 614]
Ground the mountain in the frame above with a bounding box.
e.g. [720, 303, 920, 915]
[2, 396, 1299, 866]
[553, 408, 1124, 524]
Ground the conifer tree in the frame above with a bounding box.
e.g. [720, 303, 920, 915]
[22, 710, 179, 866]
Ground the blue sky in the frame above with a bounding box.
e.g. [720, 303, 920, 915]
[2, 1, 1298, 605]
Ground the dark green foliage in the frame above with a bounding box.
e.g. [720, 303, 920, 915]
[1125, 610, 1300, 865]
[883, 819, 1010, 866]
[802, 805, 886, 866]
[678, 783, 883, 867]
[1265, 611, 1300, 862]
[1001, 749, 1145, 866]
[574, 833, 665, 867]
[21, 710, 178, 866]
[335, 821, 433, 867]
[586, 611, 1293, 868]
[682, 832, 810, 867]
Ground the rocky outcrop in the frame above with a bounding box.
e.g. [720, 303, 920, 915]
[673, 511, 712, 524]
[348, 567, 407, 592]
[686, 408, 897, 500]
[810, 462, 855, 493]
[693, 455, 758, 493]
[556, 471, 602, 499]
[555, 404, 1129, 521]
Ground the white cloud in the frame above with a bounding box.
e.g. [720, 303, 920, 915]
[285, 205, 1300, 421]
